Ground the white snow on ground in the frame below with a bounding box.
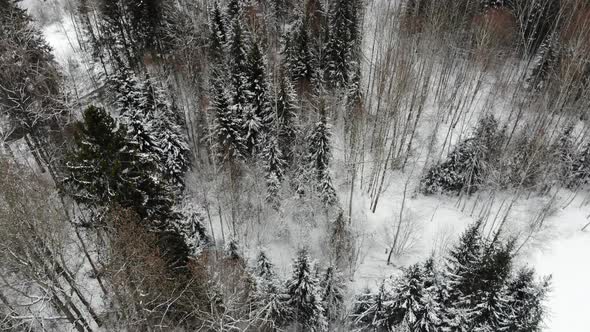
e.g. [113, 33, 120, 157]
[20, 0, 77, 65]
[42, 15, 104, 112]
[43, 19, 77, 64]
[532, 213, 590, 332]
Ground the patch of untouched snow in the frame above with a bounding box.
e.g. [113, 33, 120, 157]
[43, 19, 77, 65]
[42, 16, 101, 107]
[531, 214, 590, 332]
[348, 179, 475, 291]
[19, 0, 76, 65]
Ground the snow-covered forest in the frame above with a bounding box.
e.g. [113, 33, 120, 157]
[1, 0, 589, 330]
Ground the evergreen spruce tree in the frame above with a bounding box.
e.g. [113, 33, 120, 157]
[552, 126, 575, 186]
[404, 0, 432, 17]
[111, 71, 190, 190]
[225, 238, 242, 261]
[421, 255, 437, 288]
[141, 79, 190, 187]
[351, 280, 394, 330]
[329, 212, 354, 269]
[122, 100, 160, 165]
[345, 63, 363, 160]
[66, 106, 192, 269]
[467, 239, 514, 331]
[347, 0, 361, 56]
[174, 206, 212, 255]
[325, 0, 356, 88]
[65, 106, 174, 222]
[526, 33, 560, 91]
[321, 266, 345, 326]
[252, 251, 292, 330]
[241, 39, 271, 156]
[126, 0, 165, 53]
[270, 0, 290, 26]
[275, 72, 299, 164]
[508, 131, 548, 188]
[359, 263, 440, 331]
[227, 18, 250, 128]
[226, 0, 241, 23]
[254, 277, 292, 330]
[76, 0, 95, 49]
[504, 268, 550, 332]
[96, 0, 149, 67]
[351, 222, 549, 332]
[305, 0, 326, 37]
[442, 224, 516, 331]
[96, 0, 130, 60]
[242, 106, 263, 158]
[111, 70, 159, 168]
[444, 221, 485, 302]
[420, 115, 503, 195]
[65, 105, 127, 207]
[387, 264, 427, 328]
[210, 79, 245, 163]
[93, 0, 169, 66]
[346, 64, 363, 118]
[112, 68, 144, 113]
[473, 115, 505, 161]
[570, 142, 590, 187]
[415, 283, 442, 331]
[517, 0, 560, 53]
[420, 138, 480, 195]
[262, 135, 286, 210]
[307, 106, 338, 205]
[285, 249, 328, 331]
[437, 221, 485, 330]
[288, 20, 316, 91]
[209, 1, 227, 65]
[155, 228, 195, 272]
[254, 251, 275, 281]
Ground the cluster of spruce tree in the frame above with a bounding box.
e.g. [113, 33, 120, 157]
[56, 0, 363, 327]
[63, 97, 213, 327]
[502, 124, 590, 191]
[279, 0, 361, 91]
[351, 221, 550, 332]
[76, 0, 170, 70]
[548, 125, 590, 189]
[521, 0, 590, 100]
[64, 66, 206, 269]
[420, 115, 505, 195]
[206, 0, 361, 209]
[421, 115, 590, 195]
[65, 101, 204, 265]
[245, 248, 345, 331]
